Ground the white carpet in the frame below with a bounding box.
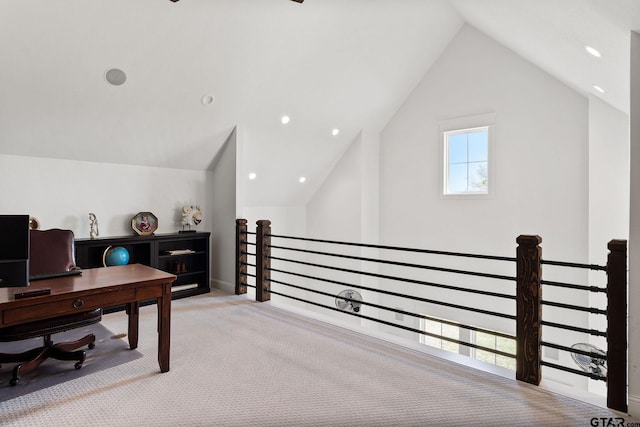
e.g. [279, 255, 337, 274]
[0, 292, 635, 426]
[0, 323, 141, 402]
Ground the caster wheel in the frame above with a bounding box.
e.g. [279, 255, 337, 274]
[74, 362, 83, 370]
[88, 343, 95, 349]
[9, 378, 18, 386]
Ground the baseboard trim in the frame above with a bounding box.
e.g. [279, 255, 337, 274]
[628, 394, 640, 417]
[211, 278, 234, 293]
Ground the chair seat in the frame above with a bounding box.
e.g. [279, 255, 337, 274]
[0, 308, 102, 342]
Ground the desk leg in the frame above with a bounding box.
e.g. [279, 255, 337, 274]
[158, 282, 171, 372]
[126, 302, 139, 350]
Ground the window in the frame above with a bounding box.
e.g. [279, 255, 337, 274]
[439, 113, 495, 198]
[444, 127, 489, 195]
[419, 317, 460, 354]
[472, 331, 516, 370]
[419, 315, 515, 371]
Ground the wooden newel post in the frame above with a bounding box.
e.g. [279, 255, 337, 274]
[516, 235, 542, 385]
[606, 239, 627, 413]
[235, 219, 248, 295]
[255, 220, 271, 302]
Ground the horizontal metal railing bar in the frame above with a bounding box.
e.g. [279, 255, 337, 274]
[241, 282, 256, 289]
[268, 275, 516, 340]
[267, 271, 515, 320]
[268, 256, 517, 299]
[269, 244, 516, 282]
[240, 262, 256, 268]
[267, 233, 516, 262]
[541, 321, 607, 337]
[541, 341, 607, 361]
[245, 231, 256, 235]
[541, 259, 607, 271]
[541, 360, 606, 381]
[241, 251, 256, 257]
[541, 300, 607, 315]
[266, 285, 515, 359]
[240, 272, 256, 278]
[541, 280, 607, 293]
[268, 265, 515, 304]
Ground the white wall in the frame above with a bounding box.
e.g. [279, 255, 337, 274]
[628, 30, 640, 417]
[209, 130, 238, 292]
[587, 95, 630, 395]
[307, 135, 362, 242]
[0, 154, 210, 238]
[588, 96, 630, 256]
[377, 24, 590, 385]
[380, 24, 588, 258]
[300, 135, 363, 324]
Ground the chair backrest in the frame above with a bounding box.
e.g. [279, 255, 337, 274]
[29, 229, 77, 276]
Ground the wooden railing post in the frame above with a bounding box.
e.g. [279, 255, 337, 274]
[606, 239, 627, 413]
[255, 220, 271, 302]
[235, 219, 248, 295]
[516, 235, 542, 385]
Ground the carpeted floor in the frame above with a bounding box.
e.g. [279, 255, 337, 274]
[0, 323, 141, 402]
[0, 291, 635, 426]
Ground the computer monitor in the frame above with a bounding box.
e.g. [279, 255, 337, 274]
[0, 215, 30, 287]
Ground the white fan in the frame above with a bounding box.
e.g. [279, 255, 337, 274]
[335, 289, 362, 313]
[570, 343, 607, 377]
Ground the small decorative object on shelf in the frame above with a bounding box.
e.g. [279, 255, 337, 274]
[132, 212, 158, 236]
[180, 205, 202, 233]
[29, 216, 40, 230]
[102, 245, 130, 267]
[89, 213, 99, 239]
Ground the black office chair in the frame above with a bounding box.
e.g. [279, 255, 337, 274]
[0, 229, 102, 385]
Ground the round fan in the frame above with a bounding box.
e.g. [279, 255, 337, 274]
[335, 289, 362, 313]
[570, 343, 607, 377]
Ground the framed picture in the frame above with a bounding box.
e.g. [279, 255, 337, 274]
[131, 212, 158, 236]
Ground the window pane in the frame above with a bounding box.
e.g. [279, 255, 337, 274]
[448, 163, 467, 193]
[448, 134, 467, 164]
[468, 130, 488, 162]
[424, 319, 440, 335]
[441, 323, 460, 353]
[468, 162, 488, 192]
[475, 332, 495, 349]
[496, 337, 515, 353]
[423, 336, 442, 348]
[442, 323, 459, 339]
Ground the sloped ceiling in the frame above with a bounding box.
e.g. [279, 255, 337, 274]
[0, 0, 639, 206]
[452, 0, 640, 116]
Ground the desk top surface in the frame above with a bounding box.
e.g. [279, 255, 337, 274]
[0, 264, 176, 306]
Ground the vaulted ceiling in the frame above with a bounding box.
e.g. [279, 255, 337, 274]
[1, 0, 639, 205]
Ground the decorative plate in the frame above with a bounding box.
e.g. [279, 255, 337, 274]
[131, 212, 158, 236]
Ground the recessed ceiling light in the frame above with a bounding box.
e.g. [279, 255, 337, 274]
[299, 176, 306, 183]
[332, 128, 340, 136]
[585, 45, 602, 58]
[593, 84, 605, 93]
[249, 172, 257, 180]
[281, 115, 291, 125]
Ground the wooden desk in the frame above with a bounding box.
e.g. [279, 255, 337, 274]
[0, 264, 176, 372]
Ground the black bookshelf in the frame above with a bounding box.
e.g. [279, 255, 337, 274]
[75, 232, 210, 312]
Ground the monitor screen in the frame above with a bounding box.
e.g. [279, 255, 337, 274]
[0, 215, 30, 287]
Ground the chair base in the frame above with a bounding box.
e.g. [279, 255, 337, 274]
[0, 333, 96, 386]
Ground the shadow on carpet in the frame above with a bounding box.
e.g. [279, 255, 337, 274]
[0, 323, 141, 401]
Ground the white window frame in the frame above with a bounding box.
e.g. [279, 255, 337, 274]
[439, 113, 495, 199]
